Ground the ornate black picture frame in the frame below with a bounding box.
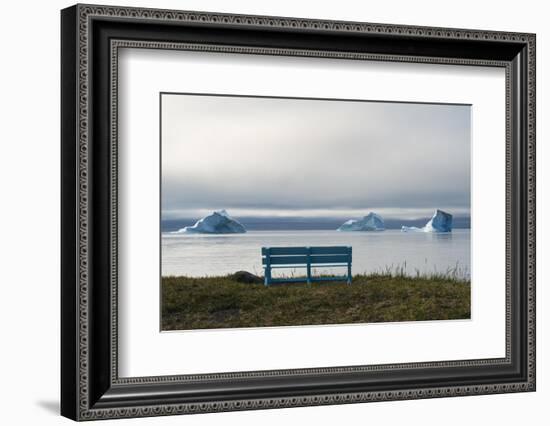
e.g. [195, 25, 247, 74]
[61, 4, 536, 421]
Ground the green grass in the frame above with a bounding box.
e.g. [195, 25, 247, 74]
[161, 273, 470, 331]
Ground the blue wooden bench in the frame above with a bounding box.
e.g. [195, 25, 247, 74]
[261, 246, 352, 286]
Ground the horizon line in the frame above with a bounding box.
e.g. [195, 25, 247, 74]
[161, 209, 471, 222]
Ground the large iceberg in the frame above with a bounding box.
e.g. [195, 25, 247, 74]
[401, 209, 453, 233]
[175, 210, 246, 234]
[337, 212, 385, 231]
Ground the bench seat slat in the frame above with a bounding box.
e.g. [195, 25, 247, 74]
[267, 277, 310, 283]
[268, 276, 349, 284]
[310, 275, 348, 282]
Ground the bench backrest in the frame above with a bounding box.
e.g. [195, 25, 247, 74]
[262, 246, 352, 266]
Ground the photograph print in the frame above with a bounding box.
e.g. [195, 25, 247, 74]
[161, 93, 471, 331]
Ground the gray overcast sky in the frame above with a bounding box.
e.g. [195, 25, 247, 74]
[161, 94, 471, 220]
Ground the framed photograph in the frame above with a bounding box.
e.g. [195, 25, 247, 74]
[61, 4, 536, 421]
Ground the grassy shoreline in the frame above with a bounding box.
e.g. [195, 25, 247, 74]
[162, 274, 470, 331]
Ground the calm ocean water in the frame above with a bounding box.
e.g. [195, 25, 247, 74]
[161, 229, 470, 279]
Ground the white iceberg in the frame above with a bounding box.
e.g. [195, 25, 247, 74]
[337, 212, 385, 231]
[401, 209, 453, 233]
[175, 210, 246, 234]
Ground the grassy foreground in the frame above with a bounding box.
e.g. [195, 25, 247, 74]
[161, 274, 470, 331]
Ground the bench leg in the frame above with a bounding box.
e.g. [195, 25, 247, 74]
[306, 248, 312, 287]
[264, 266, 271, 287]
[347, 262, 352, 285]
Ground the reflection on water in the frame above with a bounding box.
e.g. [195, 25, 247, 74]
[161, 229, 470, 279]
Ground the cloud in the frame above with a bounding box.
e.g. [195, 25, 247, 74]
[161, 94, 470, 219]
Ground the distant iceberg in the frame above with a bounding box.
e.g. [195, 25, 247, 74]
[337, 212, 385, 232]
[401, 209, 453, 233]
[175, 210, 246, 234]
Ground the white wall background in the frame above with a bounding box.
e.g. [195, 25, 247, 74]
[0, 0, 546, 424]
